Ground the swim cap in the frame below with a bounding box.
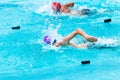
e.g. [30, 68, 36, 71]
[51, 2, 61, 12]
[44, 36, 51, 44]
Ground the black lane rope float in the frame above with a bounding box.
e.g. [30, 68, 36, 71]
[104, 18, 111, 23]
[81, 60, 90, 64]
[11, 26, 20, 30]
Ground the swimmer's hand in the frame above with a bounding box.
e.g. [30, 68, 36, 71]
[54, 42, 61, 47]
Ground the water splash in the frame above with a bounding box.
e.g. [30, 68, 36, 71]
[38, 24, 63, 52]
[36, 4, 52, 15]
[91, 37, 120, 48]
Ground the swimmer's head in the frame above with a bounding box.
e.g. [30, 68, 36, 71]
[51, 2, 61, 13]
[44, 35, 51, 44]
[44, 35, 57, 45]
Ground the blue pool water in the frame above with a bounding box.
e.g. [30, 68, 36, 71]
[0, 0, 120, 80]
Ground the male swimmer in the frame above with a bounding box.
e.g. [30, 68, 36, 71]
[44, 28, 97, 48]
[51, 2, 91, 16]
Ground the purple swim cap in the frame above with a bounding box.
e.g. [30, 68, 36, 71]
[44, 35, 51, 44]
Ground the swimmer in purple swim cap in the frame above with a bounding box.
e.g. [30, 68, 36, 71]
[44, 28, 98, 48]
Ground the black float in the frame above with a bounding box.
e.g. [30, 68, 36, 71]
[12, 26, 20, 30]
[81, 60, 90, 64]
[104, 19, 111, 23]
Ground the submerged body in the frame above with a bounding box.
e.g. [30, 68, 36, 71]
[70, 9, 91, 16]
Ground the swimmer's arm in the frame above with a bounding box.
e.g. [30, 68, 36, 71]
[64, 2, 74, 7]
[69, 42, 87, 48]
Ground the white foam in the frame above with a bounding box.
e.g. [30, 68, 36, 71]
[98, 8, 106, 13]
[95, 37, 120, 48]
[36, 5, 51, 14]
[78, 5, 88, 10]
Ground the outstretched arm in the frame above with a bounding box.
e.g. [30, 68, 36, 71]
[62, 29, 97, 43]
[54, 28, 97, 47]
[64, 2, 74, 7]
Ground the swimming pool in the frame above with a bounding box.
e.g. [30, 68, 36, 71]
[0, 0, 120, 80]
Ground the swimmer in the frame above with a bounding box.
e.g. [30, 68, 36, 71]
[44, 28, 98, 48]
[51, 2, 91, 16]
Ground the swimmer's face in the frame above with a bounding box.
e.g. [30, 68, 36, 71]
[53, 8, 61, 14]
